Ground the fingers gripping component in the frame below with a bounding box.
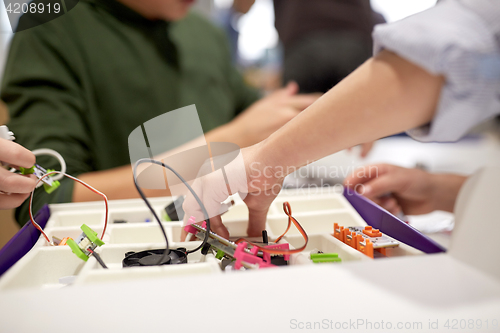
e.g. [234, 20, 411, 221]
[20, 164, 60, 194]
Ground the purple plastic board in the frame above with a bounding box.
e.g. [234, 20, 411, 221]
[343, 187, 446, 254]
[0, 205, 51, 276]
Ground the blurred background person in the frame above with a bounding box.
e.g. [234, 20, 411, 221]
[272, 0, 385, 93]
[1, 0, 318, 225]
[225, 0, 384, 93]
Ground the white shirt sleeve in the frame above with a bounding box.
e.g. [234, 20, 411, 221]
[373, 0, 500, 142]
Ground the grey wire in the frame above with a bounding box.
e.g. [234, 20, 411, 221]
[32, 148, 67, 181]
[90, 250, 108, 269]
[132, 158, 211, 265]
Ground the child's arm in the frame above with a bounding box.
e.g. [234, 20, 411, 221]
[183, 50, 445, 238]
[184, 0, 500, 237]
[255, 50, 444, 175]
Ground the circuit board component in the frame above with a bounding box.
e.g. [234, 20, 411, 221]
[67, 224, 105, 262]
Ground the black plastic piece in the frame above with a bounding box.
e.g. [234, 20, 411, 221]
[201, 243, 211, 256]
[164, 196, 185, 221]
[262, 230, 268, 245]
[122, 248, 188, 267]
[270, 256, 288, 266]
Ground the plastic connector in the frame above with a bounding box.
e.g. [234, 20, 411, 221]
[67, 239, 89, 261]
[215, 249, 225, 260]
[21, 165, 60, 194]
[67, 224, 105, 262]
[42, 169, 60, 193]
[260, 243, 291, 263]
[332, 223, 398, 258]
[164, 196, 185, 221]
[357, 237, 374, 258]
[201, 243, 212, 256]
[43, 181, 60, 194]
[310, 253, 342, 263]
[333, 223, 344, 241]
[183, 216, 198, 235]
[233, 242, 275, 269]
[343, 228, 356, 248]
[0, 125, 15, 141]
[19, 166, 35, 175]
[362, 226, 382, 238]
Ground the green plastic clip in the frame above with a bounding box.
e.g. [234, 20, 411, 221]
[42, 169, 60, 194]
[67, 238, 89, 262]
[163, 212, 172, 222]
[81, 224, 105, 246]
[310, 253, 342, 263]
[215, 249, 225, 260]
[19, 166, 35, 175]
[67, 224, 105, 262]
[20, 166, 60, 194]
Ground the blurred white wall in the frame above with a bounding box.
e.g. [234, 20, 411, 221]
[371, 0, 437, 23]
[238, 0, 277, 62]
[0, 0, 13, 86]
[236, 0, 437, 62]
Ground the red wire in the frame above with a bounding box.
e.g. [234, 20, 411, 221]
[29, 171, 109, 244]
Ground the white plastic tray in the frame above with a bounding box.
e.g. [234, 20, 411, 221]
[0, 188, 422, 291]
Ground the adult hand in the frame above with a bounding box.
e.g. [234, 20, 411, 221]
[344, 164, 437, 215]
[225, 82, 320, 148]
[0, 139, 36, 209]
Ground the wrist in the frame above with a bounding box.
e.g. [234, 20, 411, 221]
[250, 140, 287, 188]
[430, 173, 467, 212]
[242, 141, 275, 191]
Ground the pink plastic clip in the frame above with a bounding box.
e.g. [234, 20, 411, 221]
[183, 216, 198, 235]
[261, 243, 290, 263]
[233, 242, 275, 269]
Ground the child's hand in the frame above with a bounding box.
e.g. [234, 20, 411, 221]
[0, 138, 37, 209]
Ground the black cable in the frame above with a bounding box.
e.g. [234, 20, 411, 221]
[133, 158, 211, 265]
[262, 230, 269, 245]
[89, 249, 108, 269]
[133, 160, 170, 265]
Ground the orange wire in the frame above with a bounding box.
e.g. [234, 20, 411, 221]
[235, 202, 308, 255]
[274, 202, 293, 243]
[29, 171, 109, 244]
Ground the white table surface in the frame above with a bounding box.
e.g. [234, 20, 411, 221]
[0, 253, 499, 332]
[1, 134, 500, 332]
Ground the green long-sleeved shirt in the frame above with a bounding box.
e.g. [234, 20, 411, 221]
[1, 0, 259, 225]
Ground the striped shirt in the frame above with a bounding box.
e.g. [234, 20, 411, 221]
[373, 0, 500, 142]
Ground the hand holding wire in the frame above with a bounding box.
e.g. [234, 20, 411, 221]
[0, 137, 37, 209]
[0, 124, 67, 209]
